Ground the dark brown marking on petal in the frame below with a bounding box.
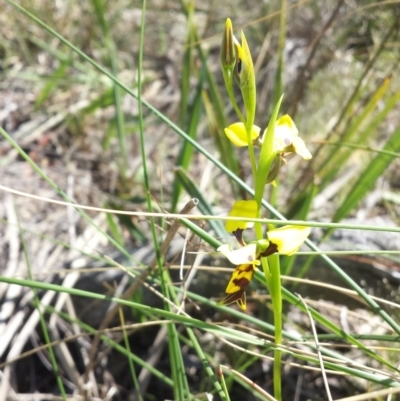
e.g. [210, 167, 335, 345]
[232, 277, 250, 289]
[259, 243, 278, 257]
[219, 288, 245, 306]
[243, 264, 254, 272]
[237, 58, 242, 75]
[236, 292, 246, 310]
[233, 229, 244, 246]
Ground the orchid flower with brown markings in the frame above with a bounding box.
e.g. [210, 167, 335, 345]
[218, 219, 310, 310]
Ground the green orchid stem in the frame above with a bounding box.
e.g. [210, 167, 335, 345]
[246, 122, 258, 185]
[268, 253, 282, 401]
[260, 254, 271, 289]
[222, 71, 246, 124]
[256, 221, 282, 401]
[252, 95, 284, 401]
[258, 222, 282, 401]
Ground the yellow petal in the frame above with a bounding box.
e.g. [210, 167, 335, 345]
[218, 243, 260, 266]
[276, 115, 298, 135]
[236, 292, 247, 310]
[272, 115, 312, 159]
[267, 225, 311, 255]
[224, 263, 256, 293]
[217, 263, 255, 310]
[273, 115, 298, 153]
[292, 137, 312, 160]
[225, 199, 258, 232]
[224, 123, 260, 147]
[218, 289, 247, 310]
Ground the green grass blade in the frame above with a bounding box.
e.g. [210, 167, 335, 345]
[199, 49, 240, 187]
[171, 62, 205, 212]
[179, 217, 221, 249]
[105, 212, 124, 247]
[118, 308, 143, 401]
[35, 59, 70, 109]
[312, 242, 400, 336]
[0, 125, 133, 260]
[279, 284, 399, 373]
[174, 167, 227, 239]
[2, 273, 400, 388]
[167, 323, 191, 400]
[248, 270, 400, 373]
[51, 307, 174, 387]
[332, 126, 400, 223]
[80, 87, 115, 116]
[311, 18, 398, 164]
[0, 275, 280, 346]
[273, 0, 287, 106]
[281, 182, 317, 276]
[151, 287, 400, 384]
[353, 85, 400, 149]
[19, 213, 67, 399]
[90, 0, 127, 179]
[257, 201, 400, 336]
[136, 3, 190, 399]
[320, 76, 391, 185]
[185, 329, 227, 400]
[177, 7, 194, 129]
[176, 11, 240, 187]
[5, 0, 238, 197]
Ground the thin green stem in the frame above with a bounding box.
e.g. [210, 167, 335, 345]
[222, 70, 246, 124]
[245, 122, 258, 185]
[268, 253, 282, 401]
[119, 308, 143, 401]
[91, 0, 127, 179]
[252, 93, 283, 401]
[273, 0, 286, 107]
[260, 257, 271, 291]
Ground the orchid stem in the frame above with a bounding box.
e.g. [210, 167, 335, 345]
[246, 122, 258, 185]
[269, 252, 282, 401]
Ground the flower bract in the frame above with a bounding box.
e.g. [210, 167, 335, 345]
[236, 31, 256, 127]
[220, 18, 236, 71]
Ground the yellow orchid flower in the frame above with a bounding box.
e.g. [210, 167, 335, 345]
[218, 224, 310, 310]
[272, 115, 312, 160]
[267, 225, 311, 255]
[225, 199, 258, 233]
[224, 122, 260, 147]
